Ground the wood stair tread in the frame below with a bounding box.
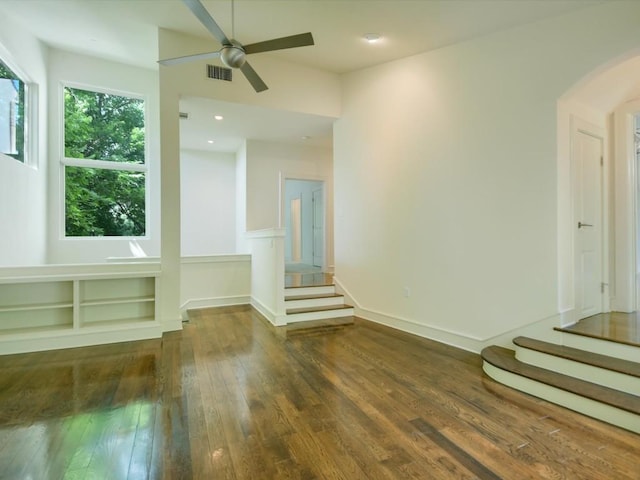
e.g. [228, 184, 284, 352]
[285, 282, 334, 289]
[286, 304, 354, 315]
[286, 316, 355, 337]
[482, 345, 640, 416]
[285, 293, 343, 301]
[514, 336, 640, 378]
[553, 326, 640, 348]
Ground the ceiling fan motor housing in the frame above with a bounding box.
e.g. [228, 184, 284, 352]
[221, 43, 246, 68]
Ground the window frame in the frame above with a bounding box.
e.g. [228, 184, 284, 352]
[60, 82, 150, 239]
[0, 43, 37, 168]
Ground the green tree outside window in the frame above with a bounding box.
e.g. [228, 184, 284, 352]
[63, 87, 146, 237]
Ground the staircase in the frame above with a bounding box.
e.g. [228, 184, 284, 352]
[284, 274, 354, 327]
[482, 317, 640, 434]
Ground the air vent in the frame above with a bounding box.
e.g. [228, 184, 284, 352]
[179, 112, 189, 119]
[207, 64, 233, 82]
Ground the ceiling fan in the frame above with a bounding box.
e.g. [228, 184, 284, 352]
[159, 0, 315, 92]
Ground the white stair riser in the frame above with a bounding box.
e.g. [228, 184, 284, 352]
[560, 333, 639, 363]
[286, 308, 354, 323]
[483, 362, 640, 434]
[515, 347, 640, 396]
[285, 296, 344, 309]
[285, 285, 335, 297]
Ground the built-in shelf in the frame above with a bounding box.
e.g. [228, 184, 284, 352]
[80, 318, 157, 330]
[0, 302, 74, 313]
[0, 266, 161, 354]
[80, 296, 155, 307]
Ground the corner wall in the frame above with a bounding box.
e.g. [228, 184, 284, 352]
[181, 149, 236, 255]
[235, 141, 248, 253]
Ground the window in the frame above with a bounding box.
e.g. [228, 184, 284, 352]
[63, 86, 146, 237]
[0, 58, 26, 162]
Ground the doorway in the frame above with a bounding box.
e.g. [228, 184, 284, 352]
[284, 179, 325, 272]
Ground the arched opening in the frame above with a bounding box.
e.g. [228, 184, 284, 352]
[557, 53, 640, 326]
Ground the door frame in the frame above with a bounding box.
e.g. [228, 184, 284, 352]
[612, 99, 640, 312]
[571, 117, 608, 321]
[311, 187, 324, 267]
[278, 172, 328, 270]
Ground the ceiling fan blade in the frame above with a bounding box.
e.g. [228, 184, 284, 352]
[243, 32, 314, 55]
[240, 62, 268, 92]
[158, 51, 221, 66]
[182, 0, 231, 46]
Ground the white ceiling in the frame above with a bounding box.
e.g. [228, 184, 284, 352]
[0, 0, 602, 152]
[179, 96, 334, 152]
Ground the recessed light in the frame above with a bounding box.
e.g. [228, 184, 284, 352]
[214, 115, 223, 120]
[364, 33, 381, 44]
[207, 140, 215, 144]
[301, 136, 310, 140]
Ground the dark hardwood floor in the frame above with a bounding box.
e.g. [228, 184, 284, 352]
[558, 311, 640, 347]
[0, 306, 638, 479]
[285, 272, 334, 288]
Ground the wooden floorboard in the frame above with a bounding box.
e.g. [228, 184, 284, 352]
[557, 311, 640, 347]
[0, 306, 638, 479]
[285, 272, 334, 288]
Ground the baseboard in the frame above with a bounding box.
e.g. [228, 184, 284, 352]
[334, 276, 563, 354]
[250, 297, 287, 326]
[332, 276, 359, 308]
[356, 307, 486, 353]
[357, 306, 564, 354]
[180, 295, 251, 320]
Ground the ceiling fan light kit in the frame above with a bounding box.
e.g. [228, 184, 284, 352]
[159, 0, 315, 92]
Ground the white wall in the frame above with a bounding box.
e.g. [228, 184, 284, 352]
[180, 255, 251, 316]
[46, 48, 161, 264]
[247, 229, 285, 326]
[181, 149, 236, 255]
[334, 1, 640, 352]
[0, 18, 48, 266]
[285, 179, 323, 264]
[235, 141, 248, 253]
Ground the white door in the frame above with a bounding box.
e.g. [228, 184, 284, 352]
[574, 129, 604, 320]
[312, 188, 324, 267]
